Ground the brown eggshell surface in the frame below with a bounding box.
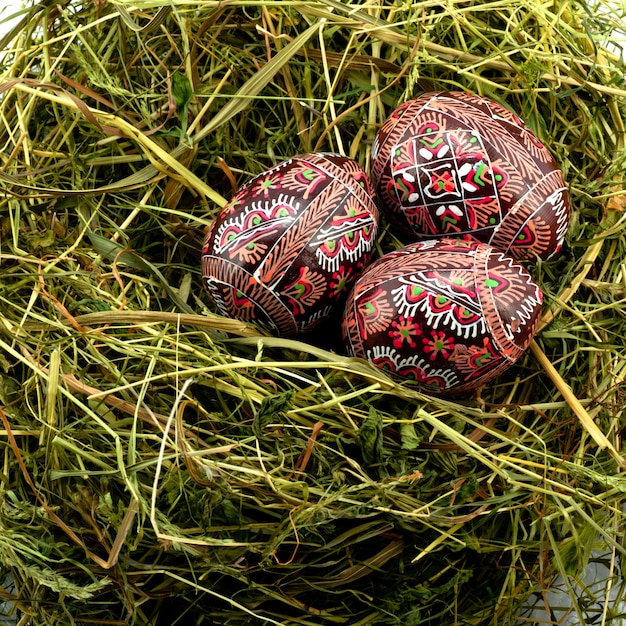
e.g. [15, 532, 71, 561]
[202, 153, 379, 337]
[371, 91, 570, 261]
[342, 238, 543, 395]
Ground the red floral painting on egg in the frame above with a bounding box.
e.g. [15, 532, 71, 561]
[342, 238, 543, 394]
[282, 266, 328, 316]
[313, 195, 378, 272]
[389, 126, 509, 238]
[368, 346, 456, 390]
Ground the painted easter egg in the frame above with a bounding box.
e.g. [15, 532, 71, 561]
[202, 153, 379, 337]
[371, 91, 570, 261]
[342, 238, 543, 395]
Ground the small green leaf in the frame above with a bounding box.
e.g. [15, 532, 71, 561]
[359, 407, 383, 466]
[171, 72, 193, 113]
[172, 72, 193, 141]
[253, 391, 294, 438]
[400, 422, 422, 450]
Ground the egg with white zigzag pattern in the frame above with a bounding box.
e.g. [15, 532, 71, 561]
[202, 153, 379, 337]
[342, 237, 542, 395]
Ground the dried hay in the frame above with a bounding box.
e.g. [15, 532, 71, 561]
[0, 0, 625, 624]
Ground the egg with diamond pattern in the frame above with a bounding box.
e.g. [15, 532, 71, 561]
[371, 91, 570, 261]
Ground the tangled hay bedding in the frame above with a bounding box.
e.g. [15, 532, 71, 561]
[0, 0, 625, 624]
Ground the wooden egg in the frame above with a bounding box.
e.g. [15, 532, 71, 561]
[342, 238, 543, 395]
[371, 91, 570, 261]
[202, 153, 379, 337]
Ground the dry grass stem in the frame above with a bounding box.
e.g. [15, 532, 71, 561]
[0, 0, 625, 624]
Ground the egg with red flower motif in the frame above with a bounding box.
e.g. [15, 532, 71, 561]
[342, 238, 542, 395]
[202, 153, 379, 337]
[371, 91, 570, 261]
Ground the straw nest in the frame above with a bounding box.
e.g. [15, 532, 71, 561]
[0, 0, 625, 624]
